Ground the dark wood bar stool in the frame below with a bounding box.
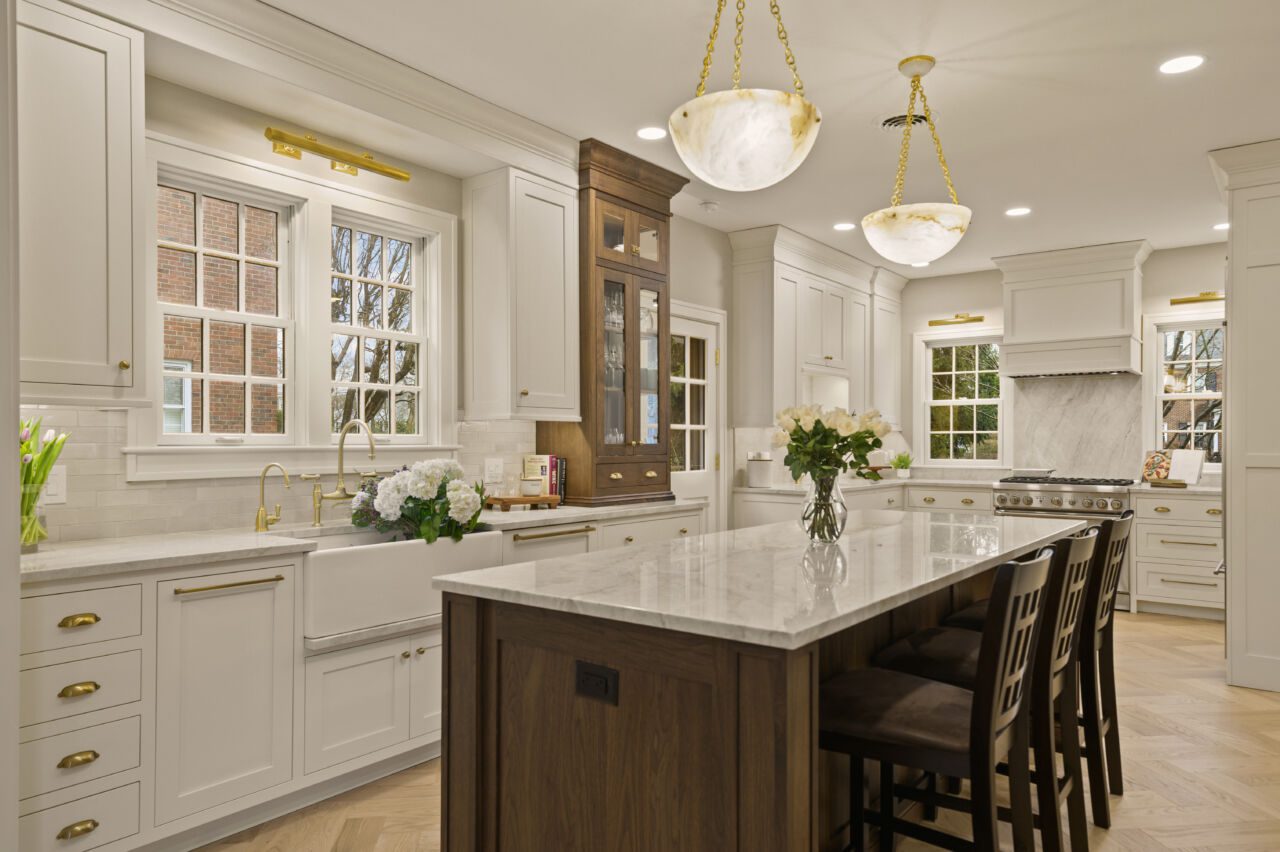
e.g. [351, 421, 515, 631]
[873, 530, 1099, 852]
[943, 512, 1135, 829]
[818, 550, 1053, 852]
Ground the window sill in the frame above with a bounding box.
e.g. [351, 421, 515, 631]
[122, 444, 463, 482]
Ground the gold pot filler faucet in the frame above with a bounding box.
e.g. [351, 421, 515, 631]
[254, 420, 378, 531]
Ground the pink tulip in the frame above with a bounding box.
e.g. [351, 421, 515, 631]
[22, 453, 32, 465]
[19, 427, 30, 443]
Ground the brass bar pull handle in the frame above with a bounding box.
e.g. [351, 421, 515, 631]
[961, 498, 975, 505]
[1160, 578, 1219, 587]
[57, 681, 99, 699]
[1206, 508, 1223, 516]
[922, 496, 936, 504]
[55, 819, 99, 840]
[644, 470, 658, 479]
[1154, 506, 1171, 513]
[823, 355, 834, 361]
[173, 574, 285, 596]
[56, 750, 100, 769]
[57, 613, 100, 629]
[511, 526, 596, 543]
[1159, 539, 1218, 547]
[609, 472, 624, 481]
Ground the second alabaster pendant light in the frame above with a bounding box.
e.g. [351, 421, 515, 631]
[668, 0, 821, 192]
[862, 56, 972, 266]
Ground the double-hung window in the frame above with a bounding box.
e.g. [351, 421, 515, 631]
[1157, 322, 1224, 464]
[156, 181, 290, 441]
[925, 340, 1002, 463]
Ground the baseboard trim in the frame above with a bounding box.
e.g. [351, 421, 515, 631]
[1134, 600, 1225, 621]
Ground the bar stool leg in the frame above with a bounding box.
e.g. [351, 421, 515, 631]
[880, 760, 895, 851]
[923, 772, 938, 821]
[1099, 634, 1125, 795]
[1060, 664, 1090, 852]
[1007, 709, 1035, 852]
[970, 751, 1001, 852]
[849, 755, 866, 852]
[1032, 692, 1066, 852]
[1079, 654, 1112, 828]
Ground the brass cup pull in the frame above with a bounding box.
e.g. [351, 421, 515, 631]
[1154, 506, 1171, 513]
[56, 750, 100, 769]
[117, 360, 130, 370]
[961, 498, 975, 505]
[624, 536, 635, 544]
[922, 496, 936, 504]
[57, 681, 100, 699]
[1206, 508, 1223, 516]
[644, 470, 658, 479]
[57, 613, 101, 629]
[401, 651, 411, 660]
[416, 647, 427, 656]
[609, 472, 624, 481]
[55, 819, 99, 840]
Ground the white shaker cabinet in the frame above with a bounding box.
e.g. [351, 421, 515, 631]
[154, 566, 294, 824]
[871, 268, 907, 429]
[409, 631, 444, 740]
[17, 0, 145, 403]
[462, 167, 580, 421]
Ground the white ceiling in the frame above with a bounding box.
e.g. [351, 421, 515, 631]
[258, 0, 1278, 277]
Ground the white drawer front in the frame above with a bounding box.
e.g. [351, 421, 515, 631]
[501, 523, 594, 563]
[845, 487, 904, 512]
[1134, 523, 1223, 564]
[908, 488, 992, 511]
[18, 782, 139, 852]
[597, 514, 700, 551]
[1134, 495, 1223, 525]
[20, 650, 142, 727]
[21, 584, 142, 655]
[1137, 562, 1224, 606]
[20, 716, 140, 800]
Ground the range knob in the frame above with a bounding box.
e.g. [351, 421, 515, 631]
[1082, 498, 1094, 508]
[1110, 499, 1123, 510]
[1067, 498, 1077, 507]
[1051, 496, 1063, 507]
[1021, 496, 1034, 506]
[995, 494, 1008, 505]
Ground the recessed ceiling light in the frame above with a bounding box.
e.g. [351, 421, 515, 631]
[1213, 222, 1230, 231]
[636, 126, 667, 140]
[1005, 207, 1032, 217]
[1159, 55, 1204, 74]
[833, 222, 856, 231]
[911, 262, 929, 268]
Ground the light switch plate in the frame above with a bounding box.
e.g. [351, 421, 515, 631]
[483, 457, 505, 484]
[43, 465, 67, 505]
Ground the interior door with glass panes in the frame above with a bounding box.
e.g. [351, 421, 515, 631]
[670, 315, 719, 522]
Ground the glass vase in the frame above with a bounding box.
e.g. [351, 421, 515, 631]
[20, 510, 46, 554]
[800, 476, 847, 543]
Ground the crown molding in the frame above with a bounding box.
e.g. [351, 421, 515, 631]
[1209, 138, 1280, 195]
[728, 225, 875, 291]
[870, 267, 908, 298]
[992, 240, 1153, 283]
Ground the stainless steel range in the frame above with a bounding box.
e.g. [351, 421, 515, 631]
[994, 476, 1134, 519]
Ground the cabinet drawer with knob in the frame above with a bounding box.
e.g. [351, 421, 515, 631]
[597, 513, 702, 551]
[908, 488, 992, 512]
[595, 461, 669, 492]
[19, 715, 140, 800]
[1134, 495, 1223, 525]
[18, 781, 139, 852]
[20, 650, 142, 727]
[21, 584, 142, 655]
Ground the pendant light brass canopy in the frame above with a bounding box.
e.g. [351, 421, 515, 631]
[668, 0, 821, 192]
[862, 56, 971, 266]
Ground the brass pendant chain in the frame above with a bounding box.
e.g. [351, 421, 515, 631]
[732, 0, 746, 89]
[695, 0, 727, 97]
[694, 0, 806, 98]
[769, 0, 805, 97]
[890, 76, 959, 207]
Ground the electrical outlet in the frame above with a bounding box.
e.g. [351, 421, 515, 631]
[43, 465, 67, 505]
[483, 457, 505, 484]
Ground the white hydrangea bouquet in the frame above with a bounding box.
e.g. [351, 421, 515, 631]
[772, 406, 890, 541]
[351, 459, 485, 543]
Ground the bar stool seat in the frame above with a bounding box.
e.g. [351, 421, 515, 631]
[820, 668, 974, 771]
[942, 599, 988, 632]
[872, 627, 981, 690]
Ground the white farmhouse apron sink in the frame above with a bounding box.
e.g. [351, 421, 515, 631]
[302, 531, 502, 638]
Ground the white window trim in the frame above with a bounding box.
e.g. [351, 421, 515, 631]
[126, 133, 459, 482]
[910, 325, 1010, 469]
[162, 359, 193, 434]
[1142, 308, 1226, 475]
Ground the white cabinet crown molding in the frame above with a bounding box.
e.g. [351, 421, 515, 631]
[1209, 138, 1280, 194]
[992, 239, 1153, 283]
[728, 225, 875, 293]
[870, 266, 908, 300]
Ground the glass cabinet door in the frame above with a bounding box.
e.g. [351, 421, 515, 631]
[633, 212, 667, 275]
[601, 270, 628, 454]
[595, 200, 632, 267]
[636, 285, 663, 454]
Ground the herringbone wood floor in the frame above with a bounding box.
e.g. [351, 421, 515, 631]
[204, 613, 1280, 851]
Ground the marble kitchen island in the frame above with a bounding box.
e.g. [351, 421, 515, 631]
[434, 510, 1085, 852]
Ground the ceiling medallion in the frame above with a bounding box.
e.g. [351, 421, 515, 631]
[861, 56, 971, 266]
[668, 0, 821, 192]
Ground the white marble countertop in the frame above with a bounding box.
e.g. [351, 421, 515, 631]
[434, 510, 1086, 650]
[735, 478, 996, 496]
[1129, 482, 1222, 495]
[21, 531, 318, 584]
[474, 498, 707, 531]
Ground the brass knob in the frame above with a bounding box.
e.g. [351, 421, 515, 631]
[624, 536, 635, 544]
[923, 496, 936, 504]
[416, 647, 427, 655]
[961, 498, 974, 505]
[56, 750, 100, 769]
[57, 681, 100, 699]
[644, 470, 657, 479]
[887, 498, 896, 505]
[57, 613, 100, 629]
[630, 440, 639, 447]
[631, 245, 640, 255]
[679, 527, 688, 535]
[519, 388, 530, 396]
[55, 819, 99, 840]
[609, 472, 623, 481]
[118, 360, 130, 370]
[1206, 508, 1223, 516]
[1154, 506, 1171, 513]
[401, 651, 411, 659]
[823, 355, 834, 361]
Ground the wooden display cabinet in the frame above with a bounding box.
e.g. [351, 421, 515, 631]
[538, 139, 688, 505]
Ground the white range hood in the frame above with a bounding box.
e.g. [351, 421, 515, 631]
[994, 240, 1152, 378]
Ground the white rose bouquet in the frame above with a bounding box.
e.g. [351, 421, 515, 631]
[351, 459, 485, 543]
[771, 406, 890, 541]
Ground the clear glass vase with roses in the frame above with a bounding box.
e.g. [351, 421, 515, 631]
[772, 406, 889, 542]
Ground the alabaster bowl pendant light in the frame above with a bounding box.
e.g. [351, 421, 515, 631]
[668, 0, 821, 192]
[862, 55, 972, 266]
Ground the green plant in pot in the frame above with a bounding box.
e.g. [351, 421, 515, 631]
[20, 418, 68, 553]
[890, 452, 914, 480]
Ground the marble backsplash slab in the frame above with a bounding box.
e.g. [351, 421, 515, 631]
[1009, 374, 1144, 479]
